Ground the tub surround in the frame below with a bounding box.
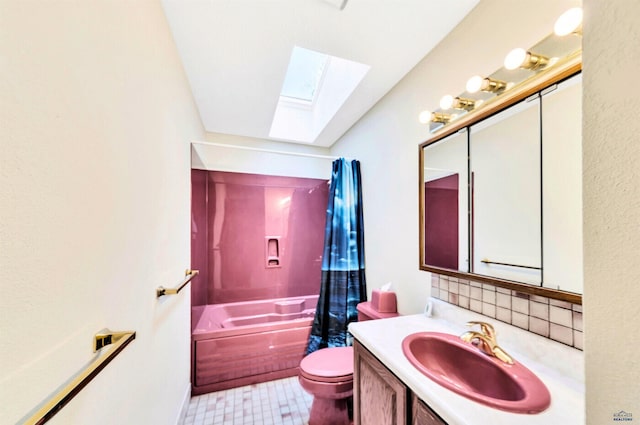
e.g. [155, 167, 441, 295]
[190, 170, 328, 306]
[348, 298, 584, 425]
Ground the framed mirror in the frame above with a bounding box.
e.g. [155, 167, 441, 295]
[419, 50, 582, 304]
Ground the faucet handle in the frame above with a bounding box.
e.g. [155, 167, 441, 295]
[466, 321, 496, 340]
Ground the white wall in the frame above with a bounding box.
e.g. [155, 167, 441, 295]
[0, 1, 204, 424]
[330, 0, 580, 315]
[583, 0, 640, 422]
[193, 132, 334, 179]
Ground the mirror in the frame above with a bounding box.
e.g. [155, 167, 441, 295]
[470, 97, 542, 285]
[423, 131, 468, 272]
[540, 75, 583, 293]
[420, 66, 582, 302]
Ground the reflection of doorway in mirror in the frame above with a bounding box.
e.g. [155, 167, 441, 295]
[424, 174, 458, 269]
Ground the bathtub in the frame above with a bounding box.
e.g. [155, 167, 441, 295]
[191, 295, 318, 395]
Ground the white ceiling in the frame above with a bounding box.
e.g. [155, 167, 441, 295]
[161, 0, 479, 147]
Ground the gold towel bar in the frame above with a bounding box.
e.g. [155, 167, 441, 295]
[481, 259, 541, 270]
[156, 269, 199, 298]
[18, 329, 136, 425]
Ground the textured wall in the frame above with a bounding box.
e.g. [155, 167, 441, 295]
[0, 1, 204, 423]
[583, 0, 640, 422]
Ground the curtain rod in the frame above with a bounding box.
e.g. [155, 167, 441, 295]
[191, 140, 353, 161]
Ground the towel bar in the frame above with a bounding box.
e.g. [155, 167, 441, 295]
[18, 329, 135, 425]
[156, 269, 199, 297]
[481, 259, 541, 270]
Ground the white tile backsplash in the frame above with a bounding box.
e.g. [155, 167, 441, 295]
[549, 305, 573, 327]
[470, 285, 482, 300]
[482, 288, 496, 304]
[496, 292, 511, 309]
[482, 302, 496, 318]
[550, 323, 573, 346]
[530, 301, 549, 320]
[512, 311, 529, 330]
[431, 273, 582, 350]
[512, 296, 530, 315]
[530, 316, 550, 337]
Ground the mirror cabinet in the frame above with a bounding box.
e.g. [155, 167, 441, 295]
[420, 68, 582, 302]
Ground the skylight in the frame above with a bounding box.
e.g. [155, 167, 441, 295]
[280, 47, 328, 103]
[270, 46, 370, 144]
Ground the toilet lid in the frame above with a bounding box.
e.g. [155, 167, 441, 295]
[300, 346, 354, 378]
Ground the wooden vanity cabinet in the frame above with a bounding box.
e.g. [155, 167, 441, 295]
[412, 394, 447, 425]
[353, 340, 446, 425]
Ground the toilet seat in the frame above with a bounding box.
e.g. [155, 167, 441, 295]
[299, 346, 354, 383]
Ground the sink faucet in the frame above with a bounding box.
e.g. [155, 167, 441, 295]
[460, 321, 514, 365]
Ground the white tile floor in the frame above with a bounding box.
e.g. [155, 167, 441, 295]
[179, 377, 313, 425]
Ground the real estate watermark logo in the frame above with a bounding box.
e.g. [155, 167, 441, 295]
[613, 411, 633, 422]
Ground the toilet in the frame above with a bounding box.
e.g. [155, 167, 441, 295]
[299, 291, 399, 425]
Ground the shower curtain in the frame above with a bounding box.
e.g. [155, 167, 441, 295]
[307, 158, 367, 354]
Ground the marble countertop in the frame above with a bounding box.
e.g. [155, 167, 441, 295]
[348, 299, 585, 425]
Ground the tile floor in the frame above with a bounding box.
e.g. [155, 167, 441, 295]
[179, 377, 313, 425]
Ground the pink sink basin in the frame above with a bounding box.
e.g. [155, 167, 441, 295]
[402, 332, 551, 414]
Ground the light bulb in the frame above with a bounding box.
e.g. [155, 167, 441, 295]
[466, 76, 507, 94]
[418, 110, 432, 124]
[504, 48, 548, 71]
[504, 48, 527, 70]
[466, 75, 483, 93]
[554, 7, 583, 36]
[439, 95, 454, 110]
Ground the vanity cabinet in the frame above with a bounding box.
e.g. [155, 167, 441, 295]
[354, 340, 446, 425]
[412, 394, 446, 425]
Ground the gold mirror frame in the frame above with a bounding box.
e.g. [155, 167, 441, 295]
[419, 51, 582, 305]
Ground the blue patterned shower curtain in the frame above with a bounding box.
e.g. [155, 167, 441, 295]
[306, 158, 367, 354]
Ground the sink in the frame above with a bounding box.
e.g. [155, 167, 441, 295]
[402, 332, 550, 414]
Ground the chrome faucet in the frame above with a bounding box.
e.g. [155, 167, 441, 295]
[460, 321, 514, 364]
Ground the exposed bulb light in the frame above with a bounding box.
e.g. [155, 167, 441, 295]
[504, 48, 549, 71]
[418, 110, 451, 124]
[440, 95, 476, 111]
[466, 76, 507, 94]
[554, 7, 583, 36]
[418, 110, 432, 124]
[439, 95, 454, 110]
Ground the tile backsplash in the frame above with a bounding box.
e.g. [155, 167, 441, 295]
[431, 273, 583, 350]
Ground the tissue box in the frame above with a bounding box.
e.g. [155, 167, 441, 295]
[371, 289, 397, 313]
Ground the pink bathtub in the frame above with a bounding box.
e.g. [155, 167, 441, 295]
[191, 295, 319, 395]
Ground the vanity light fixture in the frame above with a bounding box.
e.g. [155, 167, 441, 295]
[554, 7, 583, 36]
[504, 48, 549, 71]
[439, 95, 476, 111]
[430, 112, 452, 124]
[418, 110, 452, 124]
[466, 75, 507, 94]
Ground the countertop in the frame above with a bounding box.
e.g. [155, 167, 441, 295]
[348, 298, 585, 425]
